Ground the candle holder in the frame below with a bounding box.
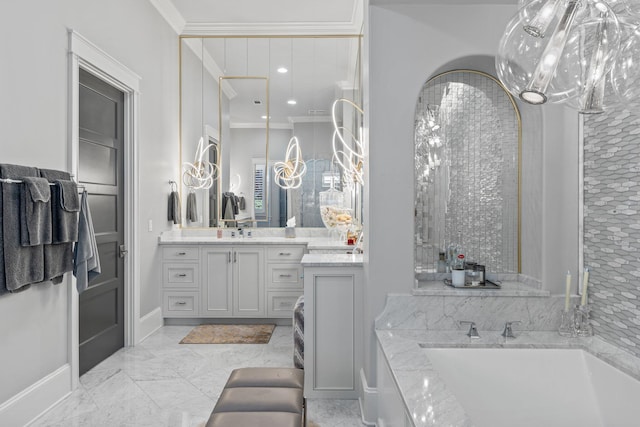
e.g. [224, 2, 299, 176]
[558, 309, 575, 337]
[573, 304, 594, 337]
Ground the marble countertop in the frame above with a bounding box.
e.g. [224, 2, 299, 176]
[301, 253, 363, 267]
[158, 232, 355, 250]
[414, 280, 550, 297]
[376, 328, 640, 427]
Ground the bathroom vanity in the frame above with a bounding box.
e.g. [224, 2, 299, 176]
[159, 231, 358, 319]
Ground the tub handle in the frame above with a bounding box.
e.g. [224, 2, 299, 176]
[459, 321, 480, 339]
[502, 320, 522, 339]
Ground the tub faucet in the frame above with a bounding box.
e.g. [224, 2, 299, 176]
[502, 321, 522, 339]
[459, 321, 480, 339]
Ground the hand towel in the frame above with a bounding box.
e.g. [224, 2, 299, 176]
[20, 177, 52, 246]
[74, 191, 101, 294]
[38, 169, 75, 283]
[1, 164, 45, 292]
[168, 191, 182, 224]
[186, 192, 198, 223]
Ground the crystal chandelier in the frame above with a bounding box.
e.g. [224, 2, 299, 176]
[496, 0, 640, 113]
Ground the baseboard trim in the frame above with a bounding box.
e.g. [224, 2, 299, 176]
[0, 364, 72, 427]
[359, 368, 378, 426]
[138, 307, 163, 343]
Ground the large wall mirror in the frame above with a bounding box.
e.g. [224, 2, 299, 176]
[180, 36, 362, 228]
[414, 70, 521, 274]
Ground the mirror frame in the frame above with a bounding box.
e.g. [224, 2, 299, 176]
[414, 69, 522, 273]
[218, 76, 270, 225]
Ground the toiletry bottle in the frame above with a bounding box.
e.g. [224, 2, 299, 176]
[217, 226, 223, 239]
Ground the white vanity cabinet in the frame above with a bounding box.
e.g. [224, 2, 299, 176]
[160, 239, 307, 320]
[162, 246, 200, 317]
[201, 245, 265, 317]
[302, 255, 363, 399]
[265, 245, 305, 317]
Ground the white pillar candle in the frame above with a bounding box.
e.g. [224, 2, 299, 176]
[564, 270, 572, 312]
[581, 268, 590, 306]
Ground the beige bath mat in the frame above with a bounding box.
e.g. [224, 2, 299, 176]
[179, 324, 275, 344]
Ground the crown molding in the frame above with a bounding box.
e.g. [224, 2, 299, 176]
[182, 38, 237, 99]
[148, 0, 185, 34]
[149, 0, 363, 36]
[181, 21, 362, 36]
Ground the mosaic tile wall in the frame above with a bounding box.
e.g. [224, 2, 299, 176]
[584, 108, 640, 358]
[415, 71, 519, 273]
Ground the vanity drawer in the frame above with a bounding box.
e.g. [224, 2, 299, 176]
[267, 264, 303, 289]
[162, 246, 199, 261]
[162, 263, 199, 288]
[266, 246, 305, 262]
[163, 292, 199, 316]
[267, 291, 303, 317]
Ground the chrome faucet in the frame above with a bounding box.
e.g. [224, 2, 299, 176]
[501, 321, 521, 339]
[459, 321, 480, 339]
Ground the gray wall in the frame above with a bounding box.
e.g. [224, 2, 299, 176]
[584, 108, 640, 359]
[0, 0, 177, 406]
[365, 3, 579, 384]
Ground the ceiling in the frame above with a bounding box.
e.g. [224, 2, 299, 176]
[162, 0, 362, 128]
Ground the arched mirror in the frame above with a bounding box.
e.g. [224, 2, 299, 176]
[414, 70, 521, 275]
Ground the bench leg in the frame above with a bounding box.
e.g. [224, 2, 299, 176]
[303, 397, 307, 427]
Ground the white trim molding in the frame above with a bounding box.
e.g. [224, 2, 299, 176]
[67, 29, 142, 389]
[138, 307, 164, 342]
[181, 22, 362, 36]
[148, 0, 186, 34]
[0, 365, 71, 427]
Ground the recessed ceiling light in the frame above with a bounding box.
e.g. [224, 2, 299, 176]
[277, 67, 288, 73]
[287, 99, 297, 105]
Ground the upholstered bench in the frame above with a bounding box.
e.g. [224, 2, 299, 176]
[205, 367, 306, 427]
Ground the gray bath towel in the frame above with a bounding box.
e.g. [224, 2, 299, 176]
[1, 164, 45, 292]
[74, 191, 100, 294]
[186, 192, 198, 223]
[38, 169, 76, 283]
[20, 177, 52, 247]
[168, 191, 181, 224]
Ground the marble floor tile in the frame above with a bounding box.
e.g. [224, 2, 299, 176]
[31, 325, 363, 427]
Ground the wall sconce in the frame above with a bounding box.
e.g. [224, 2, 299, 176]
[273, 136, 307, 189]
[183, 137, 219, 190]
[331, 98, 364, 185]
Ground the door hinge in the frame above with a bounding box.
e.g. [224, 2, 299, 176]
[119, 244, 128, 258]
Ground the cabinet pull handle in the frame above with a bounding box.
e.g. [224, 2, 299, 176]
[177, 273, 187, 277]
[228, 251, 231, 263]
[233, 252, 237, 263]
[279, 274, 292, 278]
[177, 252, 186, 256]
[279, 252, 291, 256]
[175, 301, 187, 305]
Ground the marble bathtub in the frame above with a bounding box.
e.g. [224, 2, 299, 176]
[423, 347, 640, 427]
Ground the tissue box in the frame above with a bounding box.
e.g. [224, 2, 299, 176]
[285, 227, 296, 238]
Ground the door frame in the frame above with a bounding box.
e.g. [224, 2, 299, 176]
[67, 30, 141, 388]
